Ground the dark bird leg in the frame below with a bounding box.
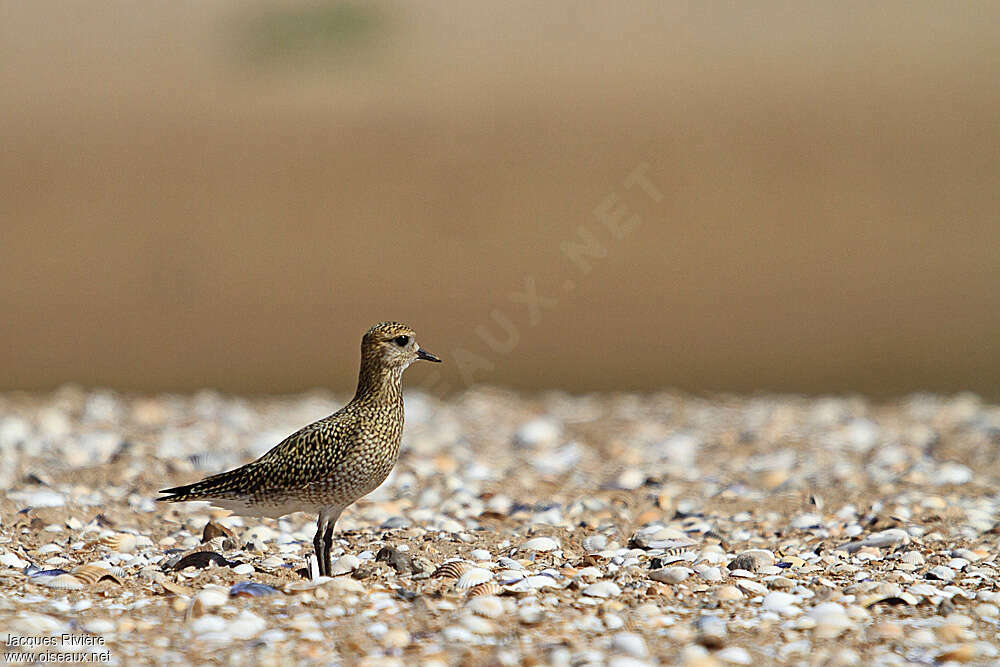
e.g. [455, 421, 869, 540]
[313, 518, 328, 578]
[323, 521, 334, 576]
[312, 506, 345, 579]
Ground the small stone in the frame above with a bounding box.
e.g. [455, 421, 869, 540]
[375, 546, 413, 574]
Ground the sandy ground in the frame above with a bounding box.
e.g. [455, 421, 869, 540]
[1, 386, 999, 665]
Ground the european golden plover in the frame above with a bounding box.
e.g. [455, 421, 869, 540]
[157, 321, 441, 577]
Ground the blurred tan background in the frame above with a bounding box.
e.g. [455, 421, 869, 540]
[2, 1, 998, 398]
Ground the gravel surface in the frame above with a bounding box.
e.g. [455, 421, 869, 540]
[1, 386, 999, 665]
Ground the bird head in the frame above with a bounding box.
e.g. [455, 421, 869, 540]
[362, 321, 441, 370]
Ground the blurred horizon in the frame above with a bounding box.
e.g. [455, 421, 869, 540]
[2, 1, 999, 399]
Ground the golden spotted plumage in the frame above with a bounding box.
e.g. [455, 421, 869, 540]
[157, 321, 441, 577]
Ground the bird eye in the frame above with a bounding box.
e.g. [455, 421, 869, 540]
[394, 335, 410, 347]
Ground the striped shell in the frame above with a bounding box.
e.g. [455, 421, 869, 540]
[466, 582, 502, 598]
[455, 567, 493, 590]
[99, 533, 138, 553]
[657, 550, 699, 565]
[432, 561, 470, 579]
[73, 564, 122, 585]
[190, 537, 227, 554]
[38, 573, 86, 590]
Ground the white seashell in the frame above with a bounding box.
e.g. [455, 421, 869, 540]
[260, 556, 285, 568]
[513, 418, 561, 447]
[227, 610, 267, 640]
[496, 557, 524, 570]
[926, 565, 955, 581]
[330, 555, 360, 576]
[459, 613, 497, 635]
[520, 537, 559, 552]
[0, 553, 29, 568]
[716, 646, 752, 665]
[736, 580, 767, 595]
[657, 550, 699, 565]
[650, 567, 693, 584]
[581, 535, 607, 552]
[190, 614, 227, 634]
[517, 604, 544, 624]
[762, 592, 800, 616]
[496, 569, 525, 585]
[715, 585, 744, 601]
[72, 564, 122, 586]
[455, 567, 493, 590]
[466, 582, 502, 597]
[611, 632, 648, 658]
[195, 588, 229, 609]
[510, 575, 559, 592]
[100, 533, 138, 554]
[466, 595, 504, 618]
[39, 573, 86, 590]
[432, 560, 470, 578]
[807, 602, 852, 639]
[582, 581, 621, 598]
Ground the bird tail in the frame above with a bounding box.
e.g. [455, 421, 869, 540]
[157, 466, 249, 502]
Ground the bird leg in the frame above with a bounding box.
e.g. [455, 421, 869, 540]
[323, 521, 334, 575]
[312, 506, 344, 579]
[313, 518, 329, 578]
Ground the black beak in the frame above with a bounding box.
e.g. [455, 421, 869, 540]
[417, 348, 442, 363]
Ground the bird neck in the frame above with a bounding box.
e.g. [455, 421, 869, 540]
[352, 356, 404, 404]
